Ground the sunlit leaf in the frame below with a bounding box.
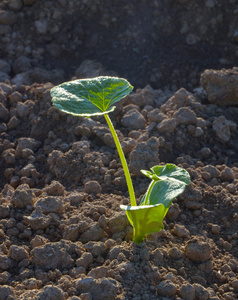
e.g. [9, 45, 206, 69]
[50, 76, 133, 116]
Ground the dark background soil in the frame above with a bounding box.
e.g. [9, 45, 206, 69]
[1, 0, 238, 90]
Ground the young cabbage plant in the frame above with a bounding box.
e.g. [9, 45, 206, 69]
[50, 76, 190, 244]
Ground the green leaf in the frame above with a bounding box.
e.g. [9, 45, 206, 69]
[50, 76, 133, 117]
[120, 204, 165, 244]
[140, 164, 190, 213]
[141, 163, 190, 185]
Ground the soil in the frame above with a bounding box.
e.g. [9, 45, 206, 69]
[0, 1, 238, 300]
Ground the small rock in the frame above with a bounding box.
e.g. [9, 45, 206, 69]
[36, 285, 64, 300]
[220, 167, 235, 182]
[185, 239, 211, 262]
[80, 223, 104, 243]
[157, 280, 177, 297]
[129, 137, 159, 176]
[31, 241, 74, 270]
[34, 196, 64, 214]
[174, 107, 197, 125]
[24, 207, 51, 230]
[212, 116, 231, 142]
[44, 180, 65, 196]
[147, 109, 167, 123]
[194, 283, 209, 300]
[16, 137, 41, 156]
[157, 118, 176, 133]
[75, 277, 120, 300]
[76, 252, 93, 269]
[0, 285, 15, 300]
[200, 67, 238, 105]
[9, 245, 29, 262]
[121, 109, 146, 130]
[171, 224, 190, 238]
[84, 181, 102, 194]
[203, 165, 220, 178]
[0, 102, 9, 121]
[11, 184, 34, 208]
[179, 283, 195, 300]
[108, 211, 130, 233]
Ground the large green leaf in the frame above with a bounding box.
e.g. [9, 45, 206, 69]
[120, 204, 165, 244]
[50, 76, 133, 116]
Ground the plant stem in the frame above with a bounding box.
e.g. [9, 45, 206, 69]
[104, 113, 137, 206]
[144, 180, 156, 205]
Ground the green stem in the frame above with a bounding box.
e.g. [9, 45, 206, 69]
[144, 180, 156, 205]
[104, 113, 136, 206]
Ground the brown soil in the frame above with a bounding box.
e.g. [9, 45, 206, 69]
[0, 1, 238, 300]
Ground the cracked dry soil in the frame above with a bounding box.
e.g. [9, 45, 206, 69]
[0, 1, 238, 300]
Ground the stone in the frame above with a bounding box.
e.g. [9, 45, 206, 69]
[121, 109, 146, 130]
[193, 283, 209, 300]
[0, 102, 9, 121]
[84, 181, 102, 194]
[157, 280, 177, 297]
[212, 116, 231, 142]
[0, 72, 10, 82]
[200, 67, 238, 105]
[185, 239, 211, 262]
[157, 118, 176, 133]
[9, 245, 29, 261]
[36, 285, 64, 300]
[24, 207, 51, 230]
[31, 241, 74, 270]
[220, 167, 235, 182]
[129, 137, 159, 176]
[147, 108, 167, 123]
[34, 196, 64, 214]
[108, 211, 130, 233]
[75, 277, 120, 300]
[174, 107, 197, 125]
[0, 285, 15, 300]
[11, 184, 34, 208]
[179, 283, 195, 300]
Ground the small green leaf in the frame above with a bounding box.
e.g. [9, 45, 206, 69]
[140, 163, 190, 214]
[50, 76, 133, 116]
[120, 204, 165, 244]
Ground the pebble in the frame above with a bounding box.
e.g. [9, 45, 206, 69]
[171, 224, 190, 238]
[121, 109, 146, 130]
[174, 107, 197, 125]
[11, 183, 34, 208]
[129, 137, 159, 176]
[34, 196, 64, 214]
[194, 283, 209, 300]
[185, 239, 211, 262]
[84, 181, 102, 194]
[157, 118, 176, 133]
[157, 280, 177, 297]
[9, 245, 29, 261]
[220, 167, 235, 182]
[31, 241, 74, 270]
[179, 283, 195, 300]
[212, 116, 231, 142]
[0, 285, 15, 299]
[36, 285, 64, 300]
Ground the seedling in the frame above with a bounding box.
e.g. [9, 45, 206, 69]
[50, 76, 190, 243]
